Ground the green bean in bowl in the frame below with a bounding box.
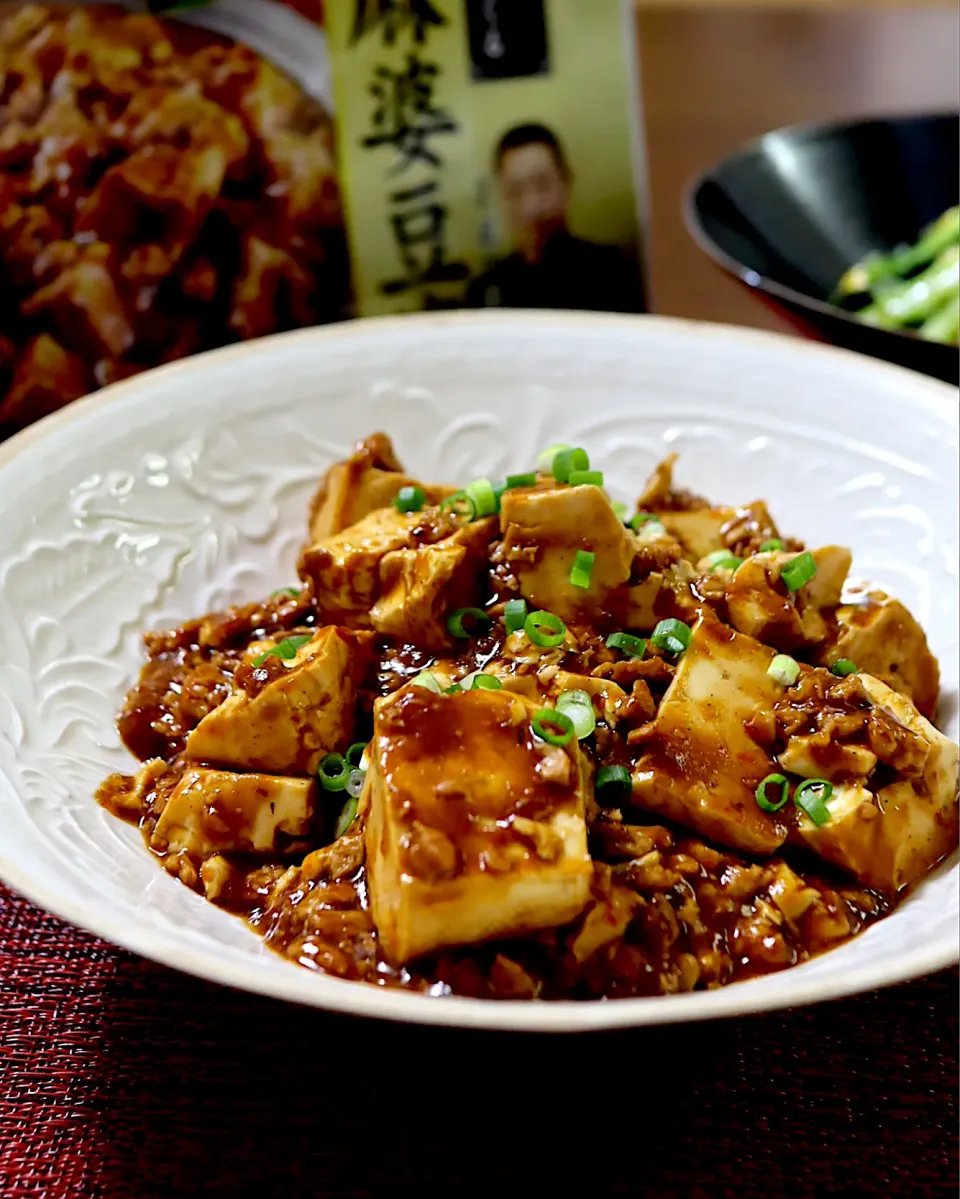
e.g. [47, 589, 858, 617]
[833, 206, 960, 346]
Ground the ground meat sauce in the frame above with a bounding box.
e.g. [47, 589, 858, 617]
[100, 585, 890, 1001]
[96, 437, 955, 1002]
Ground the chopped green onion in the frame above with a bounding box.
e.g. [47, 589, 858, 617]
[531, 707, 575, 747]
[831, 659, 858, 677]
[345, 741, 368, 768]
[650, 618, 692, 655]
[318, 752, 349, 792]
[410, 671, 442, 693]
[569, 549, 596, 590]
[447, 607, 493, 639]
[629, 512, 657, 530]
[794, 779, 834, 826]
[345, 770, 366, 800]
[557, 690, 596, 739]
[703, 549, 742, 572]
[505, 472, 537, 490]
[595, 764, 632, 804]
[612, 501, 628, 522]
[606, 631, 646, 658]
[780, 551, 818, 592]
[270, 587, 300, 599]
[568, 470, 605, 487]
[465, 477, 498, 517]
[524, 610, 567, 648]
[443, 684, 462, 694]
[393, 485, 426, 513]
[459, 669, 502, 692]
[503, 597, 528, 634]
[552, 447, 589, 483]
[537, 443, 571, 472]
[755, 773, 790, 812]
[630, 512, 667, 538]
[758, 539, 784, 553]
[334, 794, 359, 838]
[767, 654, 800, 686]
[440, 491, 477, 522]
[253, 634, 312, 666]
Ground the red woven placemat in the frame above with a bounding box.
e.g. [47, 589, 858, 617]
[0, 881, 956, 1199]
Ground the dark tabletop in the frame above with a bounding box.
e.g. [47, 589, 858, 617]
[0, 883, 956, 1199]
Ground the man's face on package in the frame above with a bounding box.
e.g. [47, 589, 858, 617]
[497, 141, 570, 261]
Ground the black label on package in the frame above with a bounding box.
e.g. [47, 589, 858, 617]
[465, 0, 549, 82]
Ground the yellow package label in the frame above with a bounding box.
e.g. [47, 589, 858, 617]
[327, 0, 647, 316]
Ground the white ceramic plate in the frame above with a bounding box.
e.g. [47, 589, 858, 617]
[0, 312, 956, 1032]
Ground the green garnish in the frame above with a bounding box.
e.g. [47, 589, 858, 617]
[595, 764, 632, 804]
[537, 443, 571, 472]
[505, 472, 537, 490]
[552, 447, 589, 483]
[318, 752, 349, 792]
[524, 610, 567, 648]
[650, 618, 692, 655]
[447, 607, 493, 639]
[569, 549, 596, 590]
[503, 598, 528, 634]
[440, 491, 477, 522]
[767, 655, 800, 686]
[393, 485, 426, 513]
[794, 779, 834, 826]
[253, 634, 312, 666]
[780, 551, 818, 592]
[703, 550, 742, 572]
[410, 671, 442, 693]
[606, 632, 646, 659]
[465, 478, 499, 517]
[531, 707, 575, 747]
[568, 470, 605, 487]
[345, 741, 368, 768]
[556, 689, 596, 740]
[755, 773, 790, 812]
[334, 795, 359, 838]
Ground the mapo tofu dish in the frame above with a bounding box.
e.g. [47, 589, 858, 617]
[0, 4, 345, 436]
[98, 435, 959, 1001]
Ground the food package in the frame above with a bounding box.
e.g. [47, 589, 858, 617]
[0, 0, 647, 437]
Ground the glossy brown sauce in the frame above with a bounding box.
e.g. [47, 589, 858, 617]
[99, 581, 895, 1001]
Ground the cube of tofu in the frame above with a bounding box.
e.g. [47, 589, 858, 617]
[185, 626, 373, 774]
[299, 507, 417, 626]
[726, 545, 851, 650]
[632, 608, 791, 854]
[813, 585, 940, 720]
[635, 452, 709, 512]
[308, 433, 455, 542]
[151, 768, 315, 859]
[717, 501, 788, 558]
[299, 505, 495, 633]
[364, 685, 592, 965]
[370, 517, 495, 651]
[499, 484, 637, 620]
[788, 674, 958, 891]
[657, 508, 733, 563]
[618, 562, 699, 631]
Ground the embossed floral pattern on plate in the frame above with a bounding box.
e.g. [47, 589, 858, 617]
[0, 312, 956, 1031]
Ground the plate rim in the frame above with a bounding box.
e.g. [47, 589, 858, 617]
[0, 311, 956, 478]
[0, 309, 956, 1031]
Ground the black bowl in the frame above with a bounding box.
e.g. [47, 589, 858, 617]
[685, 113, 959, 383]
